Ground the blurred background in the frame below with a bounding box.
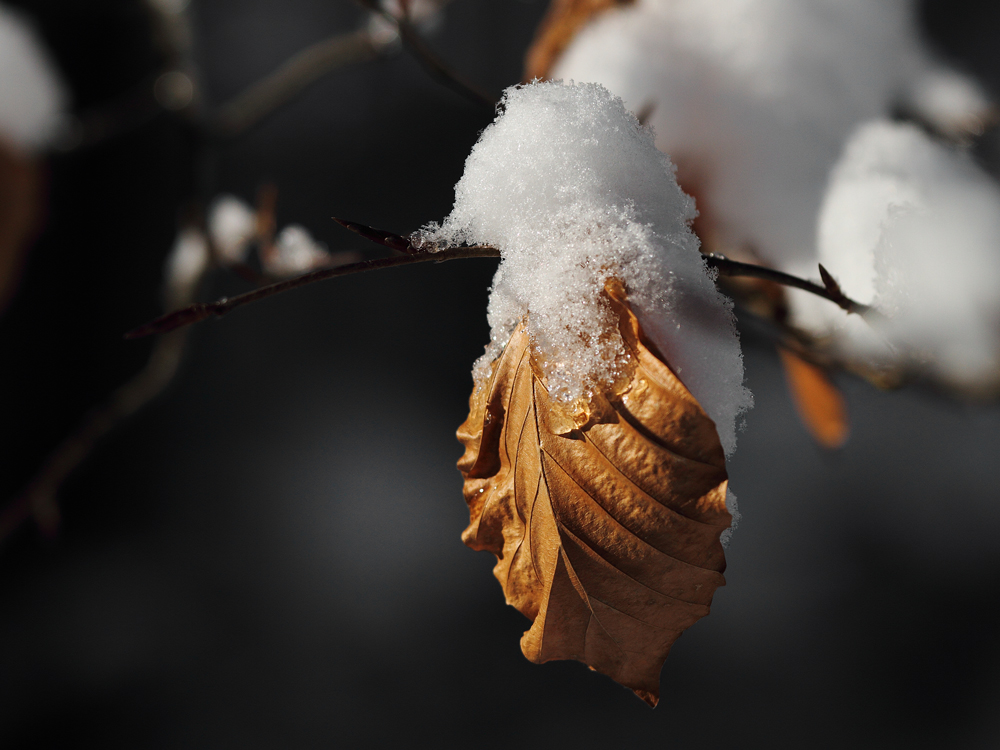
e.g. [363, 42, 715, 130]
[1, 0, 999, 747]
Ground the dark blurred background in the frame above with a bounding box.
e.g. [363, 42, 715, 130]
[1, 1, 999, 747]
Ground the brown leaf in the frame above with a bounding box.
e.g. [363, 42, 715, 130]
[0, 139, 43, 314]
[524, 0, 635, 82]
[779, 347, 850, 449]
[458, 280, 731, 706]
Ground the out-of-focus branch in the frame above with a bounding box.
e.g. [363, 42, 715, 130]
[209, 29, 380, 138]
[394, 16, 497, 109]
[0, 222, 212, 544]
[355, 0, 497, 109]
[58, 1, 492, 151]
[0, 326, 191, 542]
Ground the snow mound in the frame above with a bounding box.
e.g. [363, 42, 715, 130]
[0, 4, 68, 151]
[552, 0, 991, 278]
[420, 81, 751, 455]
[807, 120, 1000, 388]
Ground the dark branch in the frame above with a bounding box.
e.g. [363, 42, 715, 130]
[0, 328, 191, 542]
[704, 253, 877, 319]
[210, 29, 380, 138]
[126, 243, 500, 339]
[354, 0, 497, 110]
[394, 18, 497, 110]
[127, 219, 878, 339]
[334, 217, 418, 253]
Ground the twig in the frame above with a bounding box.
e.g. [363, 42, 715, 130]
[0, 328, 191, 543]
[0, 212, 215, 544]
[126, 242, 501, 339]
[355, 0, 497, 110]
[395, 18, 497, 109]
[334, 217, 418, 253]
[210, 29, 380, 138]
[127, 219, 877, 340]
[703, 253, 878, 320]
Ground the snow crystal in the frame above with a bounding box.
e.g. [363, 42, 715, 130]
[419, 81, 751, 455]
[208, 195, 257, 264]
[721, 488, 740, 549]
[551, 0, 990, 279]
[266, 225, 330, 277]
[0, 4, 68, 151]
[808, 120, 1000, 388]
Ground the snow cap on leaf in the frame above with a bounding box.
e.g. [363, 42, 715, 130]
[420, 80, 751, 455]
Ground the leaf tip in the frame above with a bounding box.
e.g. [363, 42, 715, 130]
[634, 688, 659, 708]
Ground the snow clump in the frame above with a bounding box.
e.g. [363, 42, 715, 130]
[164, 227, 209, 309]
[802, 120, 1000, 389]
[265, 225, 330, 277]
[551, 0, 992, 280]
[0, 4, 68, 152]
[419, 81, 751, 456]
[208, 195, 257, 265]
[368, 0, 447, 49]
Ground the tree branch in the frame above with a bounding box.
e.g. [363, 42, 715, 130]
[125, 242, 501, 339]
[209, 29, 380, 138]
[704, 254, 877, 319]
[0, 327, 191, 543]
[126, 219, 877, 340]
[354, 0, 497, 110]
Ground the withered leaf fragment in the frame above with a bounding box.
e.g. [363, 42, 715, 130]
[778, 348, 850, 449]
[524, 0, 635, 82]
[458, 282, 731, 706]
[0, 139, 42, 314]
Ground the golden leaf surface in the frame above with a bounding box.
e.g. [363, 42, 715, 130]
[458, 282, 731, 706]
[524, 0, 635, 82]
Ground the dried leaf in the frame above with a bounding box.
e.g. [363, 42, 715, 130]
[779, 348, 850, 449]
[524, 0, 635, 82]
[458, 281, 731, 706]
[0, 139, 42, 313]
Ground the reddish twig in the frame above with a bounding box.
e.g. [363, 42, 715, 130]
[127, 219, 878, 340]
[125, 242, 501, 339]
[334, 217, 418, 253]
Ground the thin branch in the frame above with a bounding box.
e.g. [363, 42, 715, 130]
[355, 0, 497, 110]
[334, 216, 419, 253]
[210, 29, 380, 138]
[126, 244, 501, 339]
[127, 219, 877, 340]
[703, 253, 878, 320]
[0, 328, 191, 543]
[1, 215, 215, 544]
[394, 17, 497, 109]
